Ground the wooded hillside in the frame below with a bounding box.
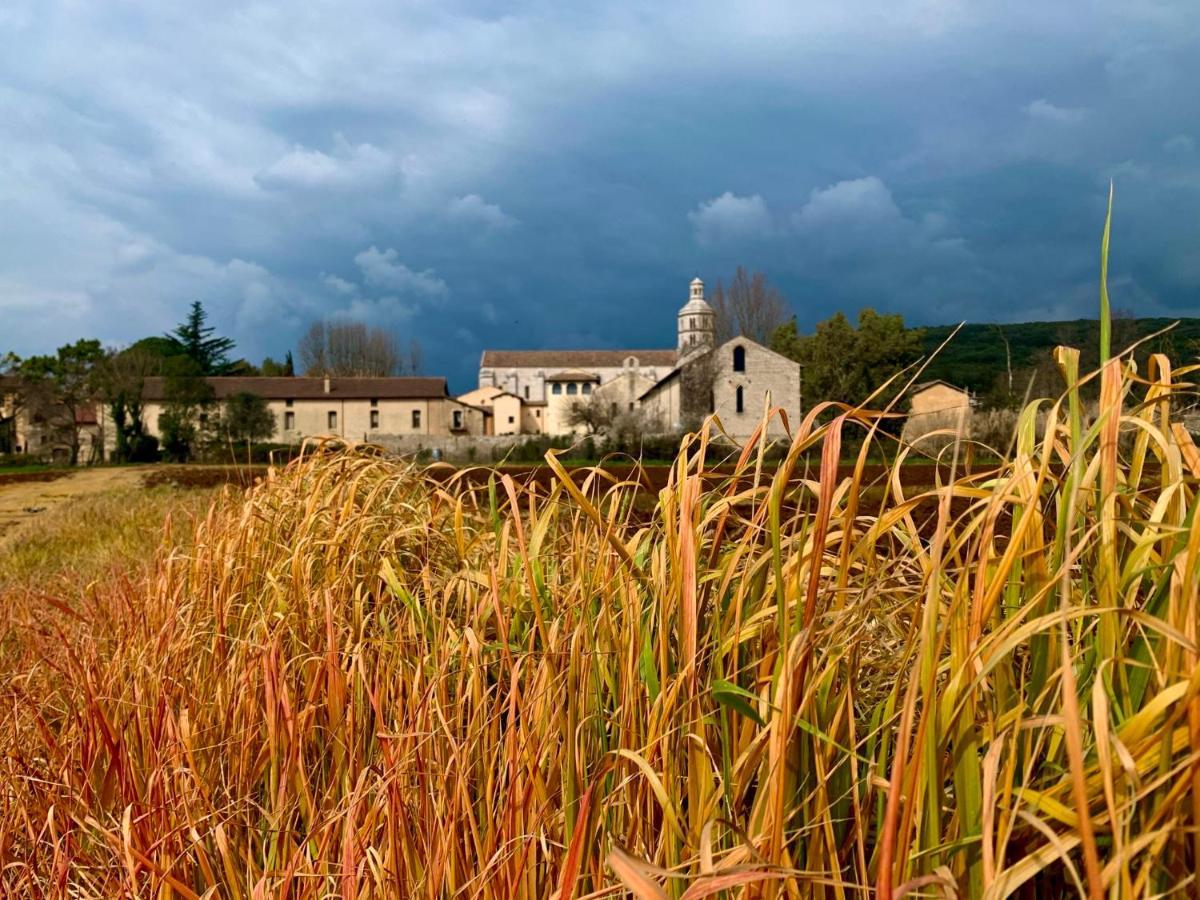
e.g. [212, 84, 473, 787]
[918, 317, 1200, 397]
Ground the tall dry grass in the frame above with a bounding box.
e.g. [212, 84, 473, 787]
[1, 342, 1198, 898]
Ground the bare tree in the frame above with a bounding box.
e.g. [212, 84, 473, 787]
[297, 323, 328, 375]
[565, 394, 616, 435]
[709, 266, 790, 344]
[991, 324, 1013, 397]
[297, 321, 421, 376]
[94, 346, 161, 462]
[566, 393, 654, 443]
[406, 338, 424, 376]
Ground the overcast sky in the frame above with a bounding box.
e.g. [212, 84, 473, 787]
[2, 1, 1198, 389]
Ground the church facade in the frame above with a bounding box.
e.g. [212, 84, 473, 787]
[471, 278, 803, 440]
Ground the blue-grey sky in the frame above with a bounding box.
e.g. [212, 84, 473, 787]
[2, 1, 1198, 389]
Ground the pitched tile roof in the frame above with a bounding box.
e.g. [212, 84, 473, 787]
[544, 369, 602, 382]
[911, 380, 968, 394]
[480, 349, 676, 369]
[141, 376, 448, 402]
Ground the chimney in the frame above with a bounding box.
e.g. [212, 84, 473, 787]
[323, 376, 331, 394]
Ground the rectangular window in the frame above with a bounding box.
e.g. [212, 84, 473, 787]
[552, 383, 562, 395]
[284, 411, 295, 431]
[328, 410, 337, 430]
[285, 398, 294, 408]
[370, 397, 378, 408]
[411, 409, 421, 429]
[369, 409, 380, 429]
[508, 416, 515, 424]
[452, 409, 463, 430]
[524, 386, 529, 399]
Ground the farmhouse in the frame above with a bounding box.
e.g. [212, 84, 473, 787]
[473, 278, 803, 439]
[1, 376, 104, 464]
[128, 375, 488, 449]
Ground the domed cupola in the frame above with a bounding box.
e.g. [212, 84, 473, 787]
[677, 277, 716, 354]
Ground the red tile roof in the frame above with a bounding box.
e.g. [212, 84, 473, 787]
[544, 369, 602, 382]
[480, 349, 676, 369]
[141, 376, 448, 402]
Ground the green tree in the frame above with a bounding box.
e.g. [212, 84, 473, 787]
[94, 346, 160, 462]
[260, 353, 294, 376]
[223, 392, 275, 446]
[159, 356, 216, 462]
[127, 335, 188, 361]
[771, 308, 923, 409]
[18, 339, 106, 463]
[170, 301, 236, 375]
[855, 309, 925, 401]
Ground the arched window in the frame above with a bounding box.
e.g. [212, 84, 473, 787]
[552, 383, 562, 395]
[567, 383, 578, 395]
[735, 386, 744, 414]
[582, 383, 592, 395]
[732, 345, 746, 372]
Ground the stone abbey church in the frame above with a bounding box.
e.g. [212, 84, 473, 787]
[465, 278, 803, 439]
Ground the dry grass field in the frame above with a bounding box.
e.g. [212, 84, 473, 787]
[1, 348, 1199, 898]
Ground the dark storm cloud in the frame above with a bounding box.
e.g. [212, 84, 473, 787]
[1, 1, 1198, 389]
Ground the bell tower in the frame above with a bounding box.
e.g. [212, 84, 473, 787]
[677, 277, 715, 355]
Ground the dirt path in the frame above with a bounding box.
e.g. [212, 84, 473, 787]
[0, 467, 157, 541]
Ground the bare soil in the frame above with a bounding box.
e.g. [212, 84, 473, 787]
[0, 458, 961, 545]
[140, 465, 270, 490]
[0, 466, 156, 541]
[0, 469, 72, 488]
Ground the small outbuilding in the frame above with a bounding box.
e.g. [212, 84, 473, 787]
[903, 380, 973, 450]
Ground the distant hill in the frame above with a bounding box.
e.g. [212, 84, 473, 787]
[916, 317, 1200, 398]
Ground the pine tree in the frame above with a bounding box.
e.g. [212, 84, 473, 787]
[170, 302, 236, 376]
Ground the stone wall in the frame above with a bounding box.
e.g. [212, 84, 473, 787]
[372, 433, 540, 464]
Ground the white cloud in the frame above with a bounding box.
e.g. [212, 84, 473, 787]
[792, 176, 903, 229]
[353, 246, 449, 301]
[1023, 98, 1088, 124]
[787, 175, 973, 279]
[257, 136, 399, 191]
[321, 273, 358, 295]
[688, 192, 773, 246]
[447, 194, 517, 231]
[1164, 134, 1195, 155]
[335, 295, 418, 324]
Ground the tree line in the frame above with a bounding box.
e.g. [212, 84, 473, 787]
[1, 307, 422, 464]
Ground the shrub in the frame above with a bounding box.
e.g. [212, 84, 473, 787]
[0, 452, 42, 469]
